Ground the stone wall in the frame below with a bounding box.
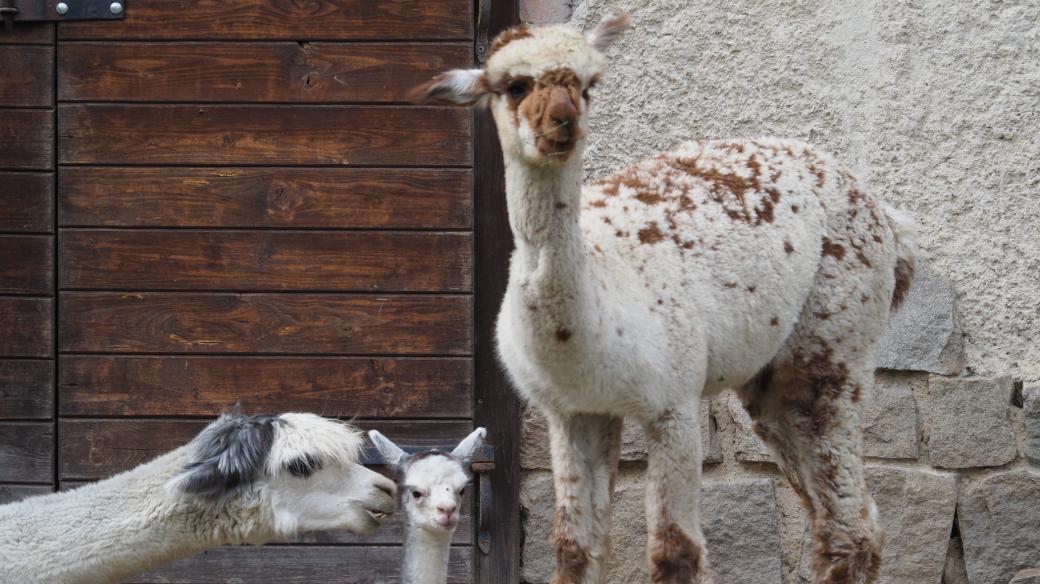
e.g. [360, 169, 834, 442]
[516, 1, 1040, 583]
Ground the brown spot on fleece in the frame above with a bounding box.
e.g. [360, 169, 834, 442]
[639, 222, 666, 245]
[649, 523, 707, 583]
[487, 25, 532, 59]
[821, 237, 846, 261]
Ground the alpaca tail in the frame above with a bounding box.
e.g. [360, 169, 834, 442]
[883, 205, 917, 311]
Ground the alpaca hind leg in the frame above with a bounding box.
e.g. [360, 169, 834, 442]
[643, 401, 713, 584]
[546, 411, 623, 584]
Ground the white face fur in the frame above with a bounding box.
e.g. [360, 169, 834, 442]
[368, 427, 487, 535]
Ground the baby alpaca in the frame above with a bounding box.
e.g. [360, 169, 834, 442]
[0, 411, 397, 584]
[369, 427, 487, 584]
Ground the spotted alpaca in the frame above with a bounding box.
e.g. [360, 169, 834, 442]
[412, 13, 914, 584]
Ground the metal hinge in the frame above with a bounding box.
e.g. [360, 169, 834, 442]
[474, 0, 492, 63]
[0, 0, 125, 30]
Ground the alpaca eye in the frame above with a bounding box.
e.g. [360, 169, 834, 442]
[457, 487, 465, 495]
[582, 88, 590, 100]
[508, 82, 529, 98]
[411, 490, 423, 500]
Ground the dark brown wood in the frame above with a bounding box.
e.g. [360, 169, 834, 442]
[0, 172, 54, 232]
[0, 46, 53, 107]
[0, 482, 52, 503]
[58, 105, 471, 166]
[124, 545, 471, 584]
[60, 167, 472, 229]
[0, 422, 53, 482]
[59, 0, 473, 41]
[59, 293, 472, 355]
[0, 298, 52, 357]
[0, 235, 53, 295]
[473, 1, 521, 581]
[0, 23, 53, 44]
[0, 109, 53, 170]
[0, 359, 53, 419]
[59, 42, 471, 103]
[59, 356, 472, 417]
[60, 230, 472, 292]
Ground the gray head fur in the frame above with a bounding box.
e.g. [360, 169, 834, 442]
[176, 411, 279, 500]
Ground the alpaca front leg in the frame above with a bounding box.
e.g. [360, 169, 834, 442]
[546, 411, 623, 584]
[644, 402, 713, 584]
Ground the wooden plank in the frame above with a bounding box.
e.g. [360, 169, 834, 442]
[60, 167, 472, 229]
[59, 356, 472, 417]
[59, 0, 472, 41]
[59, 105, 471, 166]
[59, 104, 470, 166]
[0, 235, 53, 295]
[0, 109, 53, 170]
[59, 293, 471, 355]
[0, 46, 53, 107]
[0, 297, 52, 357]
[0, 422, 52, 482]
[0, 359, 53, 419]
[0, 483, 52, 504]
[124, 545, 471, 584]
[59, 42, 471, 103]
[0, 172, 53, 232]
[60, 230, 471, 292]
[0, 23, 53, 44]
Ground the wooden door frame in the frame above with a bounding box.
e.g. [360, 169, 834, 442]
[473, 0, 520, 581]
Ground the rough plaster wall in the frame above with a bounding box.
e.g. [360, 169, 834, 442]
[568, 0, 1040, 382]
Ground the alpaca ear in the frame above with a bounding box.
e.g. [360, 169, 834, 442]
[586, 12, 631, 52]
[450, 427, 487, 463]
[407, 69, 488, 105]
[170, 412, 278, 499]
[368, 430, 409, 470]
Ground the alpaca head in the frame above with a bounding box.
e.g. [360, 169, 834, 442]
[168, 411, 397, 537]
[368, 428, 487, 534]
[410, 13, 630, 165]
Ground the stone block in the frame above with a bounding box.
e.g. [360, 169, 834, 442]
[863, 372, 920, 459]
[1011, 569, 1040, 584]
[724, 392, 772, 463]
[520, 470, 555, 583]
[520, 0, 572, 24]
[958, 470, 1040, 584]
[702, 479, 784, 584]
[915, 376, 1016, 468]
[877, 266, 964, 375]
[1023, 384, 1040, 464]
[798, 466, 957, 584]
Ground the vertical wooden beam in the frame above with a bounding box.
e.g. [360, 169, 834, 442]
[472, 0, 520, 581]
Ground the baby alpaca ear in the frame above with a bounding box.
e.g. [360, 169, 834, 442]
[586, 12, 631, 52]
[368, 430, 409, 470]
[407, 69, 488, 105]
[170, 412, 278, 500]
[450, 427, 487, 463]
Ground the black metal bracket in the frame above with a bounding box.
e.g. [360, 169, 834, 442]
[362, 443, 496, 555]
[475, 0, 493, 63]
[0, 0, 125, 29]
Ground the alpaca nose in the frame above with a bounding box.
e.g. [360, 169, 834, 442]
[437, 503, 457, 516]
[544, 87, 577, 139]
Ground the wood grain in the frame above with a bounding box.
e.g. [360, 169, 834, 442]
[59, 167, 472, 229]
[0, 23, 53, 44]
[0, 422, 52, 482]
[124, 545, 471, 583]
[0, 109, 53, 170]
[59, 0, 473, 41]
[0, 298, 52, 357]
[58, 105, 471, 166]
[0, 46, 53, 107]
[0, 483, 52, 504]
[60, 230, 472, 292]
[0, 172, 53, 232]
[59, 42, 470, 103]
[0, 235, 53, 295]
[59, 356, 472, 417]
[0, 359, 53, 419]
[59, 293, 472, 355]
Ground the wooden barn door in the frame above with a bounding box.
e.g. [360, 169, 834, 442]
[0, 0, 519, 581]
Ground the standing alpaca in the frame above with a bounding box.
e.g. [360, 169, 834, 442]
[0, 411, 397, 584]
[411, 14, 915, 584]
[368, 428, 486, 584]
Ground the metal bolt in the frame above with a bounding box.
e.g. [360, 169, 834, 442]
[55, 2, 68, 15]
[109, 1, 122, 14]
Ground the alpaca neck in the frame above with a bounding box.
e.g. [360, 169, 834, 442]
[0, 448, 270, 584]
[402, 523, 453, 584]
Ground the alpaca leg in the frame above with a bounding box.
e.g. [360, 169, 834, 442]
[740, 365, 882, 584]
[546, 411, 623, 584]
[643, 401, 712, 584]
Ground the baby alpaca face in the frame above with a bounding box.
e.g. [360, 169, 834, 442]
[401, 453, 471, 532]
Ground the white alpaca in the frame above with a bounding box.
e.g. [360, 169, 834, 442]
[368, 428, 487, 584]
[412, 14, 915, 584]
[0, 411, 397, 584]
